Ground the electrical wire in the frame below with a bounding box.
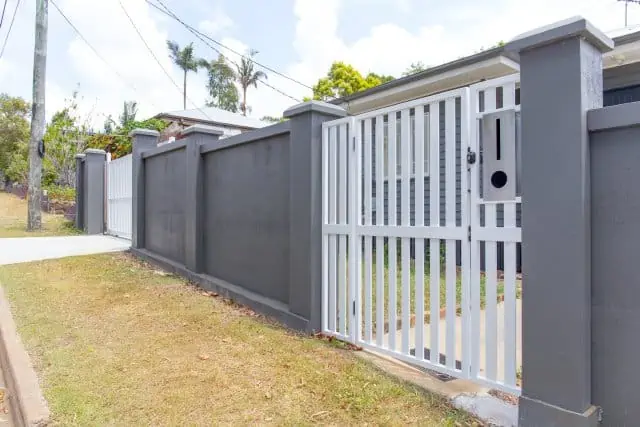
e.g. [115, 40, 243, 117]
[0, 0, 20, 59]
[0, 0, 9, 29]
[117, 0, 213, 119]
[50, 0, 161, 111]
[152, 0, 313, 92]
[147, 0, 303, 103]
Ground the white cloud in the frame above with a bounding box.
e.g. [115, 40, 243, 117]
[198, 7, 233, 36]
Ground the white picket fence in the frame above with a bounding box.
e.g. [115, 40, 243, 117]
[106, 153, 133, 240]
[322, 75, 522, 395]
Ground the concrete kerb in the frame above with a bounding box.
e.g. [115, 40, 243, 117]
[0, 285, 49, 426]
[356, 350, 518, 426]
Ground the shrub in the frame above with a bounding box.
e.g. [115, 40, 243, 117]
[45, 185, 75, 204]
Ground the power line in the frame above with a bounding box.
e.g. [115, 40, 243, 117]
[117, 0, 212, 118]
[49, 0, 161, 111]
[0, 0, 8, 29]
[152, 0, 313, 92]
[0, 0, 20, 59]
[147, 0, 304, 103]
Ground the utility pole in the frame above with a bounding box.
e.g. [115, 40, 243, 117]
[27, 0, 48, 230]
[618, 0, 640, 27]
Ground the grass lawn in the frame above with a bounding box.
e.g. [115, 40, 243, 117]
[0, 192, 78, 237]
[0, 253, 479, 426]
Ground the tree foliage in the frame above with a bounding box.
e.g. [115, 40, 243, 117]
[0, 94, 30, 181]
[167, 41, 202, 110]
[402, 61, 427, 76]
[312, 62, 394, 100]
[200, 54, 239, 113]
[119, 101, 138, 126]
[86, 117, 167, 160]
[235, 50, 267, 116]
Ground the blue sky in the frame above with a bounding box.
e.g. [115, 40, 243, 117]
[0, 0, 637, 128]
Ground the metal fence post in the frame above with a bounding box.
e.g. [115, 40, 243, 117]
[183, 125, 224, 273]
[283, 101, 347, 333]
[130, 129, 159, 249]
[507, 17, 614, 426]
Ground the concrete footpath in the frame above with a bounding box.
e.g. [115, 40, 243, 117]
[0, 235, 130, 266]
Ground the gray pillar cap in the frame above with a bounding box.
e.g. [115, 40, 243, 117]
[84, 148, 106, 155]
[506, 16, 614, 55]
[129, 128, 160, 138]
[75, 153, 86, 159]
[283, 100, 348, 118]
[181, 124, 225, 137]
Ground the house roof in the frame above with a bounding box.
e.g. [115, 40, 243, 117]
[155, 106, 269, 130]
[330, 28, 640, 107]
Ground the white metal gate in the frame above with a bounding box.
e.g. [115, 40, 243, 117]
[322, 76, 521, 395]
[106, 153, 133, 240]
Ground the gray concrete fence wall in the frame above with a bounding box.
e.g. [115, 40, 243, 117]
[588, 101, 640, 427]
[129, 102, 346, 332]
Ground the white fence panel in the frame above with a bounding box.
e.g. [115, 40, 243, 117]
[106, 154, 133, 240]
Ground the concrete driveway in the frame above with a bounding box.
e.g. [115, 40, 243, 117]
[0, 235, 130, 266]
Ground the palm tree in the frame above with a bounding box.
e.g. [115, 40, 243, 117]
[235, 49, 267, 116]
[166, 41, 201, 110]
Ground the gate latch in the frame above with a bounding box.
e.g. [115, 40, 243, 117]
[466, 148, 477, 165]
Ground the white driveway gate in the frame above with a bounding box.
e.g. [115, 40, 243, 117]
[106, 153, 133, 240]
[321, 75, 522, 395]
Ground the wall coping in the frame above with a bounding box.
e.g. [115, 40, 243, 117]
[129, 128, 160, 138]
[181, 124, 225, 137]
[507, 16, 614, 55]
[283, 101, 347, 118]
[588, 101, 640, 132]
[200, 121, 290, 155]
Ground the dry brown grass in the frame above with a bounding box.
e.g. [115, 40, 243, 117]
[0, 253, 478, 426]
[0, 192, 78, 237]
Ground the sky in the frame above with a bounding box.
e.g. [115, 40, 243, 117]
[0, 0, 638, 129]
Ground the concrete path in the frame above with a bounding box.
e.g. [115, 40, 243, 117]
[0, 235, 130, 266]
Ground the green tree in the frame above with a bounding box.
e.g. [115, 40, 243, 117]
[119, 101, 138, 126]
[199, 54, 239, 112]
[0, 94, 30, 182]
[402, 61, 427, 76]
[260, 116, 285, 123]
[312, 62, 395, 100]
[167, 41, 201, 110]
[235, 49, 267, 116]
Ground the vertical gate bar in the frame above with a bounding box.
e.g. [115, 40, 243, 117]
[400, 108, 411, 355]
[328, 125, 338, 333]
[469, 88, 482, 379]
[338, 123, 348, 336]
[364, 118, 374, 343]
[375, 115, 385, 347]
[429, 101, 441, 364]
[414, 105, 426, 360]
[502, 81, 517, 385]
[348, 118, 361, 343]
[483, 86, 498, 381]
[445, 97, 457, 370]
[387, 113, 398, 351]
[460, 88, 471, 377]
[504, 201, 517, 385]
[322, 125, 329, 333]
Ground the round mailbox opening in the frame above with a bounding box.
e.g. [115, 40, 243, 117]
[491, 170, 508, 189]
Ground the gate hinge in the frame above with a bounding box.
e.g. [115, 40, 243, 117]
[352, 136, 356, 151]
[467, 225, 471, 242]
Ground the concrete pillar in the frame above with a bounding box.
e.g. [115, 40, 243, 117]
[75, 154, 85, 230]
[130, 129, 159, 249]
[182, 125, 224, 273]
[83, 149, 107, 234]
[283, 101, 347, 333]
[506, 17, 613, 426]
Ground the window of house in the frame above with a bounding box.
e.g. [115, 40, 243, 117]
[381, 111, 430, 179]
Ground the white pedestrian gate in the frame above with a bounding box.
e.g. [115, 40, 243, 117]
[321, 75, 522, 395]
[106, 153, 133, 240]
